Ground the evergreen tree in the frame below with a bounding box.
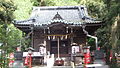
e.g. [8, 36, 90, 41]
[0, 0, 24, 67]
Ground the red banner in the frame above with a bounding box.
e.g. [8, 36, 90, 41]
[24, 55, 29, 65]
[84, 52, 91, 64]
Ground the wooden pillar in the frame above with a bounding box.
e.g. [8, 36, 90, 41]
[57, 37, 60, 58]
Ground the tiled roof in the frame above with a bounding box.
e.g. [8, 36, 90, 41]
[14, 6, 101, 27]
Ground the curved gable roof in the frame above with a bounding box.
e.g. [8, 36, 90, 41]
[14, 6, 101, 27]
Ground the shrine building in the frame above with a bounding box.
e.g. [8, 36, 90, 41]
[13, 6, 102, 65]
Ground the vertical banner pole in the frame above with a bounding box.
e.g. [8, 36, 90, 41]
[57, 37, 60, 58]
[29, 54, 32, 68]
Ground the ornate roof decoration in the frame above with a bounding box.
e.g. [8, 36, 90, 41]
[53, 12, 63, 20]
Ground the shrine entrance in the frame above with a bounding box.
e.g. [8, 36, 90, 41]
[50, 40, 68, 54]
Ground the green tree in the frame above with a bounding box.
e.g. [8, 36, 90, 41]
[96, 0, 120, 52]
[31, 0, 79, 6]
[13, 0, 33, 20]
[95, 0, 120, 66]
[0, 0, 25, 67]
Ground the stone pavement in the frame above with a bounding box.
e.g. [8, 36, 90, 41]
[32, 65, 109, 68]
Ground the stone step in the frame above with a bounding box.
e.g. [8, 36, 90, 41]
[32, 65, 109, 68]
[33, 66, 82, 68]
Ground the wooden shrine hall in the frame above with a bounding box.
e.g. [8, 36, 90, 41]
[14, 6, 102, 66]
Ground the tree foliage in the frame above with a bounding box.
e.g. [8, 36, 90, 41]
[0, 24, 23, 52]
[0, 0, 30, 53]
[0, 0, 15, 24]
[45, 0, 79, 6]
[0, 0, 25, 67]
[0, 0, 31, 52]
[96, 0, 120, 51]
[13, 0, 33, 20]
[0, 0, 18, 52]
